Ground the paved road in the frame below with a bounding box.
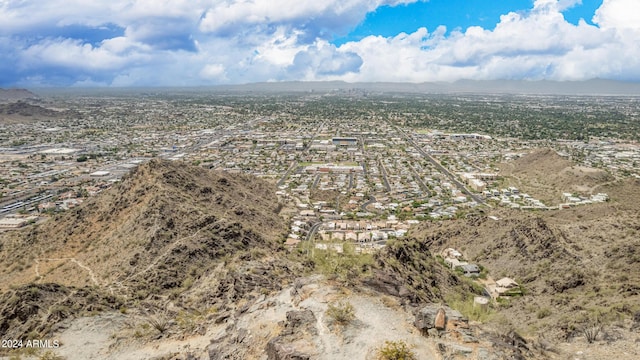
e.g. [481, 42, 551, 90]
[377, 159, 391, 192]
[312, 174, 321, 190]
[408, 163, 430, 195]
[277, 161, 297, 187]
[0, 192, 55, 216]
[306, 222, 322, 241]
[360, 160, 368, 178]
[396, 127, 486, 206]
[278, 124, 322, 187]
[361, 195, 377, 212]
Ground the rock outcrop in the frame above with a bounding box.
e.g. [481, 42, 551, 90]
[266, 310, 317, 360]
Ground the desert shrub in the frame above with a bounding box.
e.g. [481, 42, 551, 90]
[147, 315, 170, 334]
[582, 317, 602, 343]
[536, 308, 552, 319]
[376, 340, 416, 360]
[176, 310, 207, 333]
[381, 296, 399, 309]
[445, 294, 494, 322]
[303, 242, 374, 284]
[39, 351, 65, 360]
[326, 301, 355, 325]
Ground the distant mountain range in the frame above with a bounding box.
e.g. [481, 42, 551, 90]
[0, 88, 38, 101]
[27, 79, 640, 96]
[215, 79, 640, 95]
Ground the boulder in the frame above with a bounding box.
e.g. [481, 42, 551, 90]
[265, 310, 317, 360]
[434, 308, 446, 330]
[414, 306, 439, 331]
[266, 338, 311, 360]
[281, 310, 317, 336]
[364, 271, 410, 299]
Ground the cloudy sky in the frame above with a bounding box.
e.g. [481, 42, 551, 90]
[1, 0, 639, 87]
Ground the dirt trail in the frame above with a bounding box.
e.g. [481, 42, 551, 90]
[47, 278, 444, 360]
[34, 257, 100, 286]
[124, 229, 202, 282]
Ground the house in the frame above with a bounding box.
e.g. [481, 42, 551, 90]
[345, 231, 358, 241]
[38, 202, 56, 212]
[300, 210, 315, 217]
[441, 248, 463, 259]
[284, 238, 301, 249]
[458, 264, 481, 277]
[495, 277, 519, 295]
[445, 258, 468, 269]
[0, 215, 38, 229]
[89, 170, 110, 177]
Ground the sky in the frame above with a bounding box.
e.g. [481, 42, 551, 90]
[0, 0, 639, 87]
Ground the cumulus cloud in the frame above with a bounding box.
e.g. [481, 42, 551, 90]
[339, 0, 639, 82]
[593, 0, 640, 29]
[200, 63, 227, 81]
[1, 0, 639, 86]
[287, 41, 363, 79]
[199, 0, 421, 39]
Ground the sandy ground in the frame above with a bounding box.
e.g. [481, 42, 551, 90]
[29, 277, 447, 360]
[49, 312, 214, 360]
[7, 276, 636, 360]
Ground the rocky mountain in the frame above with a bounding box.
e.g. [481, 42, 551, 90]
[408, 177, 640, 352]
[0, 88, 37, 102]
[0, 100, 72, 124]
[499, 148, 613, 204]
[0, 160, 297, 340]
[1, 159, 635, 359]
[210, 79, 640, 95]
[0, 160, 502, 359]
[0, 101, 59, 117]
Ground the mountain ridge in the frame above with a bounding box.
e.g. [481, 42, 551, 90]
[0, 88, 38, 101]
[29, 78, 640, 96]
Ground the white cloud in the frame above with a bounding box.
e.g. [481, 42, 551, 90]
[2, 0, 640, 86]
[19, 38, 140, 71]
[593, 0, 640, 29]
[337, 0, 640, 82]
[200, 63, 227, 81]
[534, 0, 583, 11]
[199, 0, 421, 36]
[287, 40, 363, 80]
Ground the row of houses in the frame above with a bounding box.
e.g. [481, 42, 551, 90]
[0, 215, 39, 229]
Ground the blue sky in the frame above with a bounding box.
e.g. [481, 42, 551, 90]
[0, 0, 639, 87]
[333, 0, 602, 45]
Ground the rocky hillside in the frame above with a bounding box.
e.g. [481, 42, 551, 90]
[499, 148, 613, 204]
[0, 159, 525, 360]
[0, 100, 71, 124]
[408, 178, 640, 345]
[0, 160, 297, 340]
[366, 237, 476, 304]
[0, 88, 37, 102]
[2, 158, 634, 359]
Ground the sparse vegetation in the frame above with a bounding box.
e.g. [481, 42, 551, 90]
[147, 314, 170, 334]
[582, 316, 603, 344]
[326, 301, 356, 326]
[445, 294, 494, 323]
[38, 351, 65, 360]
[376, 340, 416, 360]
[299, 241, 374, 284]
[1, 92, 640, 358]
[536, 308, 552, 319]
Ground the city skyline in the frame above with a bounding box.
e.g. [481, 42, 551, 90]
[1, 0, 639, 87]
